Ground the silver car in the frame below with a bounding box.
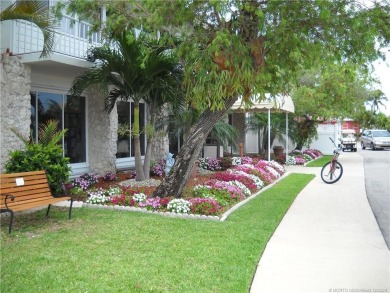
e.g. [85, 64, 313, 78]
[361, 129, 390, 150]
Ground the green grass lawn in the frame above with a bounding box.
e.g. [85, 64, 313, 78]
[1, 173, 314, 293]
[305, 155, 332, 167]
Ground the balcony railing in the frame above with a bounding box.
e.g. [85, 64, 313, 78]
[10, 15, 102, 60]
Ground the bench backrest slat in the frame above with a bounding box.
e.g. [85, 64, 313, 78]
[0, 171, 56, 209]
[1, 183, 51, 195]
[1, 178, 49, 189]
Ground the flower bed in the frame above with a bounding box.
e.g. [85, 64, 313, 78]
[274, 149, 323, 166]
[66, 158, 289, 219]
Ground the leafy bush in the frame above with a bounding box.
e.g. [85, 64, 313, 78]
[5, 119, 71, 196]
[5, 143, 70, 196]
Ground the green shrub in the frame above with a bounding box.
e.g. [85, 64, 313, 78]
[5, 120, 71, 196]
[5, 143, 71, 196]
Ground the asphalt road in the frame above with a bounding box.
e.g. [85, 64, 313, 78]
[357, 144, 390, 249]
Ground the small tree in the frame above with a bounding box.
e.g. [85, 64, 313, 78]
[246, 113, 287, 154]
[69, 32, 183, 181]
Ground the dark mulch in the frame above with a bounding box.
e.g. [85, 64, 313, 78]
[86, 171, 217, 199]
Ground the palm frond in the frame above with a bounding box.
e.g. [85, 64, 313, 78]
[10, 127, 32, 146]
[105, 88, 127, 113]
[211, 119, 240, 149]
[38, 119, 67, 146]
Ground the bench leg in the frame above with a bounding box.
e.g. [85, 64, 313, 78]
[46, 204, 51, 217]
[8, 211, 14, 234]
[68, 199, 74, 219]
[1, 209, 14, 234]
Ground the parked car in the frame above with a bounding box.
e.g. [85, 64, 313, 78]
[340, 129, 357, 152]
[361, 129, 390, 150]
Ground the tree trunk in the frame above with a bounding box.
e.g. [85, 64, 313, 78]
[133, 103, 146, 181]
[152, 95, 238, 198]
[143, 138, 152, 180]
[143, 107, 156, 180]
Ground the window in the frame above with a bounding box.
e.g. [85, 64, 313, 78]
[116, 101, 146, 158]
[30, 92, 86, 163]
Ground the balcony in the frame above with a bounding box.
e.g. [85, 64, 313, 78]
[1, 15, 102, 66]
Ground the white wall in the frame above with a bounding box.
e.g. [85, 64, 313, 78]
[308, 123, 340, 155]
[245, 130, 259, 153]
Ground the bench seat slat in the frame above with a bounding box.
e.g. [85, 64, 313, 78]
[4, 197, 71, 212]
[0, 194, 66, 208]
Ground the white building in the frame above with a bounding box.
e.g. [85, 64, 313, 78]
[0, 1, 168, 176]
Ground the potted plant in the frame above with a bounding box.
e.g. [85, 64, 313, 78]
[273, 145, 284, 157]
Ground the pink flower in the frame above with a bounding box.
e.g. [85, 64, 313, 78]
[189, 197, 222, 215]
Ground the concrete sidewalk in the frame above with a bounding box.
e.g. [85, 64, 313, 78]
[250, 152, 390, 293]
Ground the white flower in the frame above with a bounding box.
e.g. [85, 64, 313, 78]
[106, 186, 122, 196]
[246, 174, 264, 189]
[269, 161, 285, 173]
[228, 180, 251, 197]
[193, 185, 211, 190]
[86, 188, 110, 204]
[167, 198, 191, 214]
[285, 156, 296, 166]
[133, 193, 147, 203]
[228, 169, 264, 189]
[241, 164, 255, 169]
[231, 157, 242, 166]
[266, 166, 280, 178]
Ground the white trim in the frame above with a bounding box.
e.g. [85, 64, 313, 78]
[69, 162, 90, 178]
[115, 157, 145, 171]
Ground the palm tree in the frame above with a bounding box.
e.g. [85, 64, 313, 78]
[142, 63, 185, 179]
[246, 112, 287, 154]
[367, 89, 388, 114]
[0, 0, 56, 58]
[69, 32, 183, 181]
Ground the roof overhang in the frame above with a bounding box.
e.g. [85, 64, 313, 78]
[231, 94, 295, 113]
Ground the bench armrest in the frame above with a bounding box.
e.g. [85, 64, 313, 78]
[4, 194, 15, 209]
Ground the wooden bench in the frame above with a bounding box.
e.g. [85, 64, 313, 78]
[0, 170, 73, 234]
